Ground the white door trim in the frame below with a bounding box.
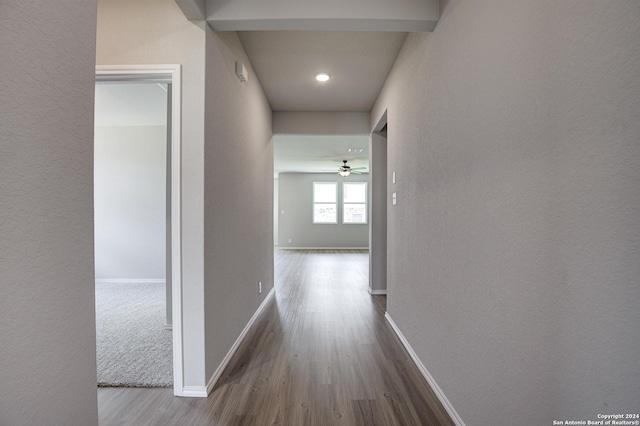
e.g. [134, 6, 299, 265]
[96, 64, 184, 396]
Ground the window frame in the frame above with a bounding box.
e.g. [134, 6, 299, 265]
[342, 181, 368, 225]
[312, 182, 338, 224]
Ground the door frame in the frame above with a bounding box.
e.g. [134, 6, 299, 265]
[369, 110, 388, 295]
[95, 64, 184, 395]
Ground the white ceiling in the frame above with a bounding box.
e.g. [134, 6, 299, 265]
[274, 134, 369, 177]
[238, 31, 407, 112]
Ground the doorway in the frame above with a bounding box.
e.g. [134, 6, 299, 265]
[369, 111, 388, 294]
[94, 65, 184, 395]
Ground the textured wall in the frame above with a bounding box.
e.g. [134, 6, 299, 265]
[372, 1, 640, 424]
[0, 1, 99, 425]
[96, 0, 207, 386]
[203, 30, 274, 381]
[278, 173, 370, 249]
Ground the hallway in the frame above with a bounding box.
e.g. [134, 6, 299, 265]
[98, 250, 453, 425]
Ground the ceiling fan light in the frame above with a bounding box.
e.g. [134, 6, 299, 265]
[339, 160, 351, 176]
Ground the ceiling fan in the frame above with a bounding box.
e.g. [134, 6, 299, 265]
[338, 160, 366, 177]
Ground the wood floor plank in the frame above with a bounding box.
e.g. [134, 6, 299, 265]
[98, 249, 454, 425]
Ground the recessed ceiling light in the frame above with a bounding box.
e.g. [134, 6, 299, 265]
[348, 148, 364, 153]
[315, 72, 331, 82]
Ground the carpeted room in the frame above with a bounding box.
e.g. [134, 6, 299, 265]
[95, 281, 172, 387]
[94, 82, 173, 388]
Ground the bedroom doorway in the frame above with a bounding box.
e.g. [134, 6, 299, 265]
[94, 65, 183, 395]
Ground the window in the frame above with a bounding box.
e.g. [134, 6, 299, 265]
[313, 182, 337, 223]
[343, 182, 367, 224]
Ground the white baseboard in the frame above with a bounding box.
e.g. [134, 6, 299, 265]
[95, 278, 166, 285]
[277, 247, 369, 250]
[201, 287, 276, 396]
[181, 386, 208, 398]
[385, 312, 466, 426]
[368, 288, 387, 295]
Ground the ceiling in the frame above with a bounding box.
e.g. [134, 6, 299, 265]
[274, 134, 369, 177]
[238, 31, 407, 112]
[238, 31, 404, 176]
[174, 0, 436, 176]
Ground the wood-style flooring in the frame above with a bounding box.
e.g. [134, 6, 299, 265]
[98, 249, 454, 425]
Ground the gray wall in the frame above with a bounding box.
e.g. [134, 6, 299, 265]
[94, 125, 167, 280]
[274, 178, 279, 245]
[278, 173, 369, 249]
[0, 0, 98, 424]
[273, 112, 370, 135]
[372, 0, 640, 424]
[369, 133, 387, 292]
[96, 0, 208, 387]
[203, 29, 274, 381]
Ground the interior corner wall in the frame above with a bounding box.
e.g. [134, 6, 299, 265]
[278, 173, 370, 249]
[0, 1, 98, 425]
[203, 30, 274, 382]
[372, 1, 640, 424]
[96, 0, 207, 387]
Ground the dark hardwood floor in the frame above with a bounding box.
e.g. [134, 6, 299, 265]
[98, 249, 454, 425]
